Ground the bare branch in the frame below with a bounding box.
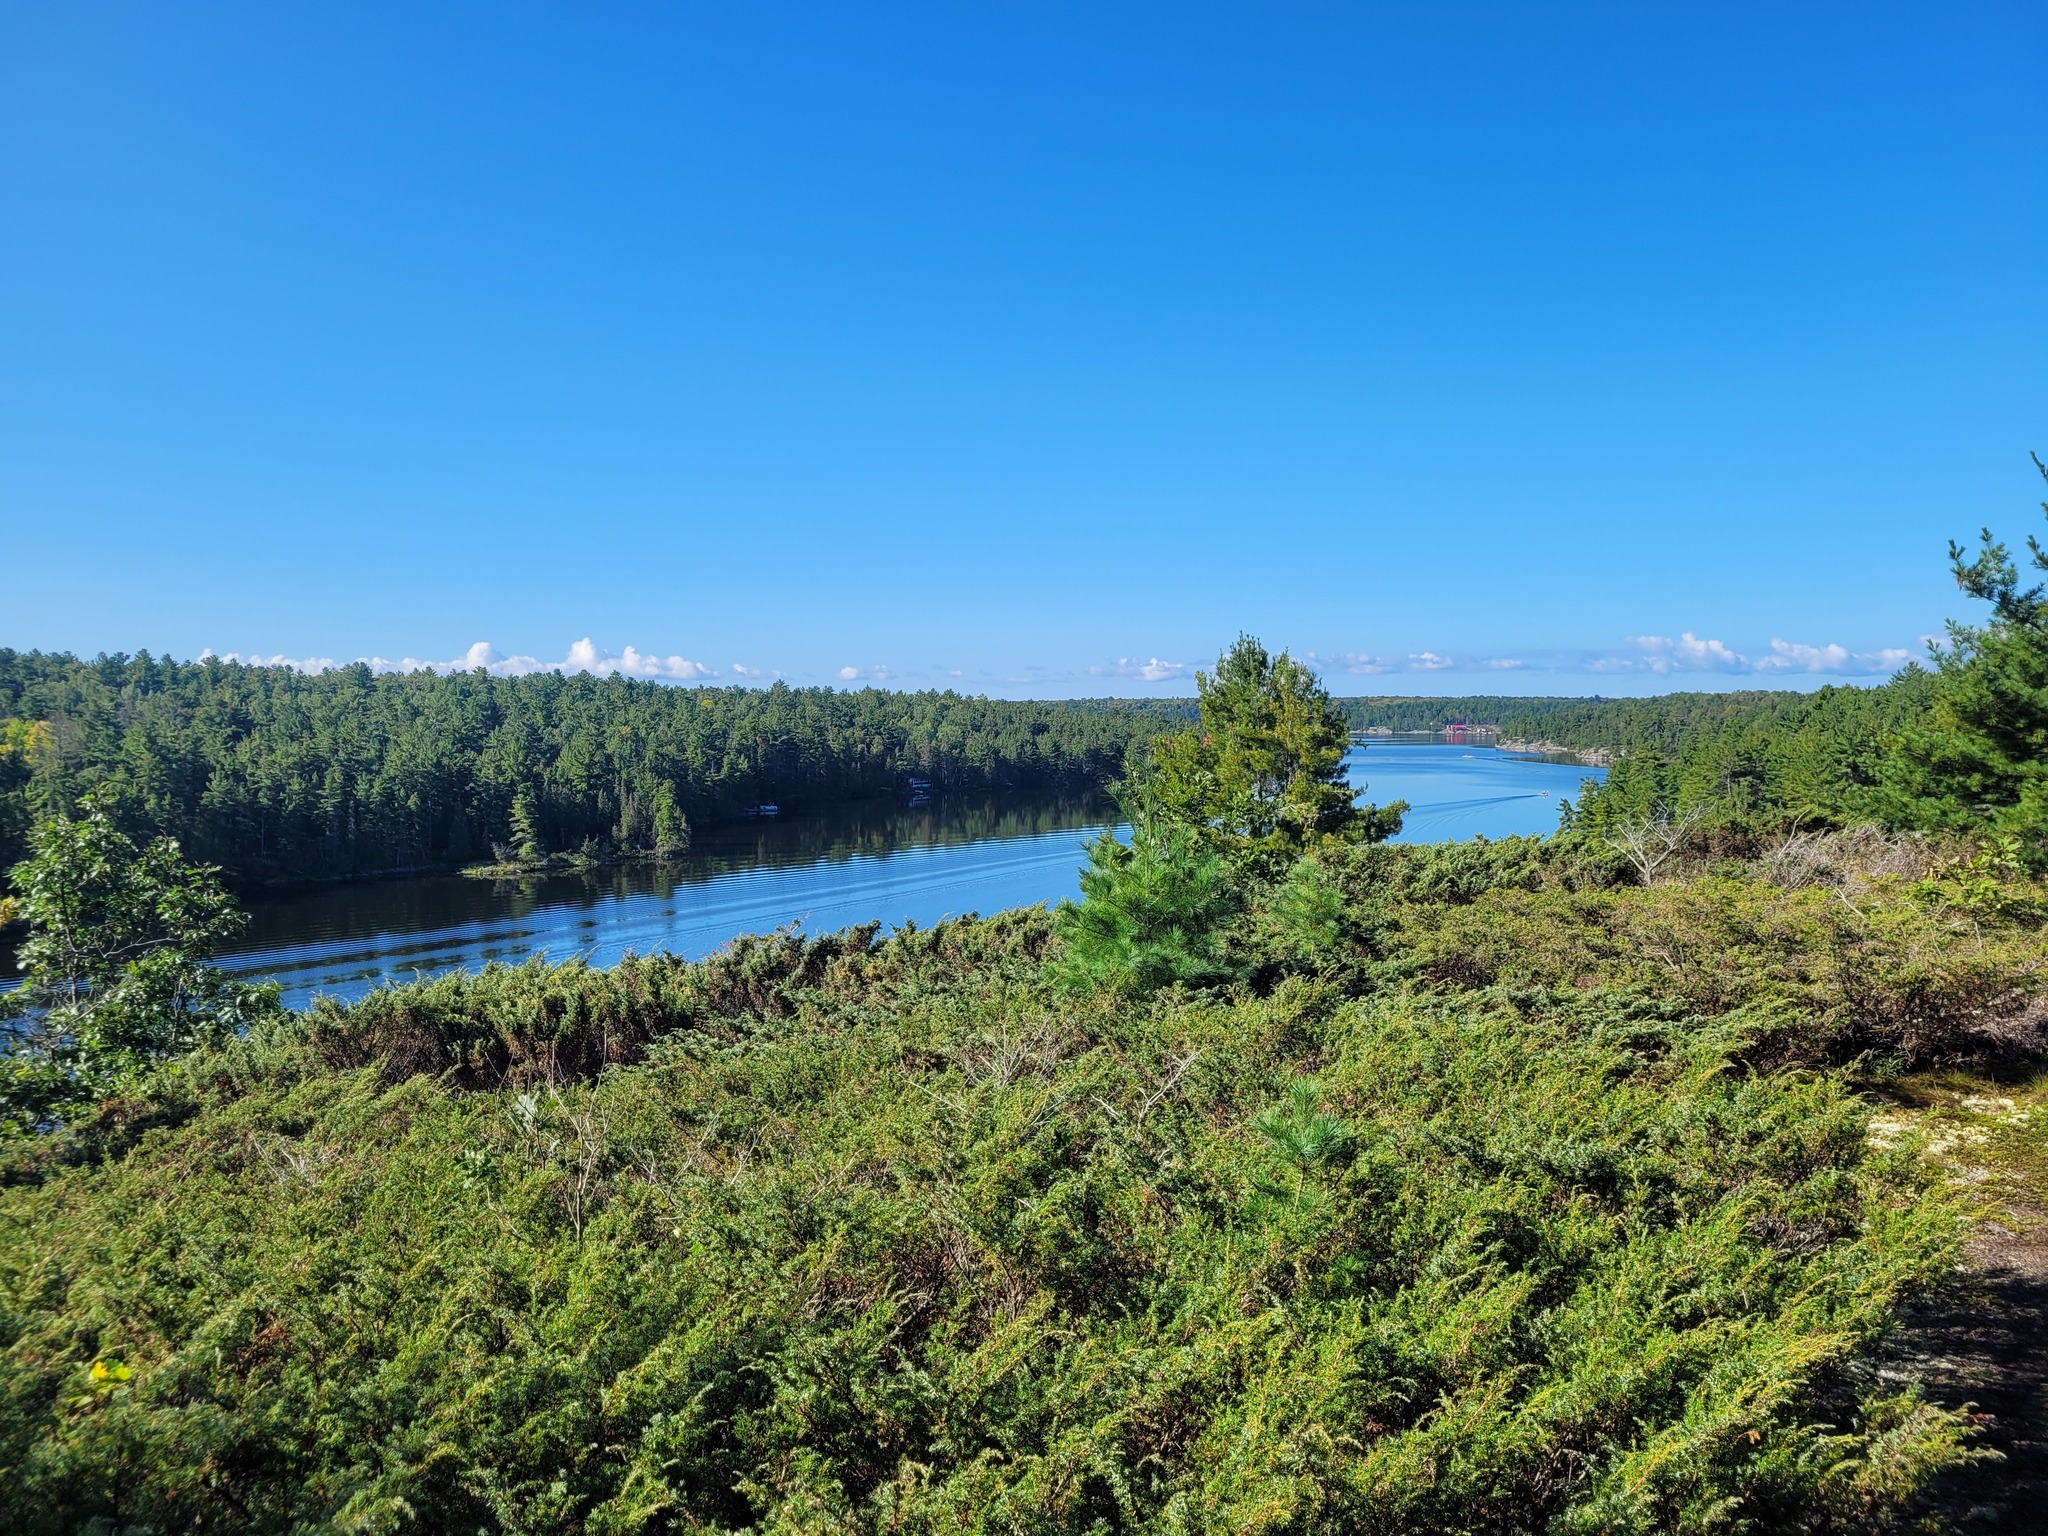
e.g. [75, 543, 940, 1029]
[1606, 806, 1706, 884]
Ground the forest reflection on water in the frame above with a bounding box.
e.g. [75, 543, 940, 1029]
[223, 792, 1120, 1008]
[202, 742, 1603, 1009]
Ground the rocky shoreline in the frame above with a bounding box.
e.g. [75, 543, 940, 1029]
[1494, 737, 1615, 767]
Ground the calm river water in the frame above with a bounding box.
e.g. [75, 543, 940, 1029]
[183, 740, 1599, 1007]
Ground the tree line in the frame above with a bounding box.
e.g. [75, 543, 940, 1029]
[1551, 679, 1930, 836]
[0, 653, 1186, 883]
[1336, 693, 1602, 734]
[0, 651, 1998, 886]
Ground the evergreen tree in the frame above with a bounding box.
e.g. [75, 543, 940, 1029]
[509, 789, 546, 864]
[1879, 453, 2048, 864]
[1134, 635, 1402, 863]
[652, 781, 689, 857]
[1251, 1077, 1355, 1211]
[1049, 825, 1241, 995]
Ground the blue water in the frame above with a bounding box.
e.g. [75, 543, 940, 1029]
[1354, 739, 1599, 842]
[206, 742, 1601, 1007]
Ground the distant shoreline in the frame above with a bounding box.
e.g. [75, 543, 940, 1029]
[1494, 738, 1614, 768]
[1351, 727, 1613, 770]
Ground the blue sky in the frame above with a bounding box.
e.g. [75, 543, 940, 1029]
[2, 2, 2042, 697]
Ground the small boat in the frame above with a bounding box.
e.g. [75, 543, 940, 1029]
[743, 803, 780, 818]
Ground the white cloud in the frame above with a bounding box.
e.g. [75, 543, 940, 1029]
[1755, 639, 1912, 676]
[1098, 656, 1187, 683]
[1592, 632, 1910, 678]
[626, 647, 718, 680]
[201, 631, 1920, 690]
[1682, 635, 1747, 670]
[1307, 650, 1478, 675]
[1306, 650, 1397, 675]
[1625, 633, 1749, 673]
[557, 638, 719, 679]
[200, 647, 340, 671]
[205, 639, 723, 681]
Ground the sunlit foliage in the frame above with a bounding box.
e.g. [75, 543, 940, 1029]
[0, 883, 1985, 1532]
[1, 792, 276, 1132]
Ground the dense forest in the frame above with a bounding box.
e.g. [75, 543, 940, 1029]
[1550, 677, 1928, 833]
[0, 644, 1943, 891]
[1342, 685, 1911, 748]
[1487, 680, 1930, 758]
[0, 651, 1183, 884]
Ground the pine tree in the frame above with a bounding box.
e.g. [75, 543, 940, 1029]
[1879, 453, 2048, 864]
[1049, 825, 1241, 995]
[509, 789, 546, 864]
[1251, 1078, 1355, 1211]
[1132, 635, 1402, 863]
[652, 781, 689, 858]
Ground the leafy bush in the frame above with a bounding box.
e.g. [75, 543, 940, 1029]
[2, 792, 278, 1133]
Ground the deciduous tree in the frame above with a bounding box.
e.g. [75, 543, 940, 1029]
[1, 791, 272, 1131]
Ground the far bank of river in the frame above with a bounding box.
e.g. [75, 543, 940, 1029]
[189, 741, 1602, 1008]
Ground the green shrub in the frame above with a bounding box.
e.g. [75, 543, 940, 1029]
[1049, 827, 1241, 996]
[0, 916, 1975, 1533]
[1403, 870, 2048, 1065]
